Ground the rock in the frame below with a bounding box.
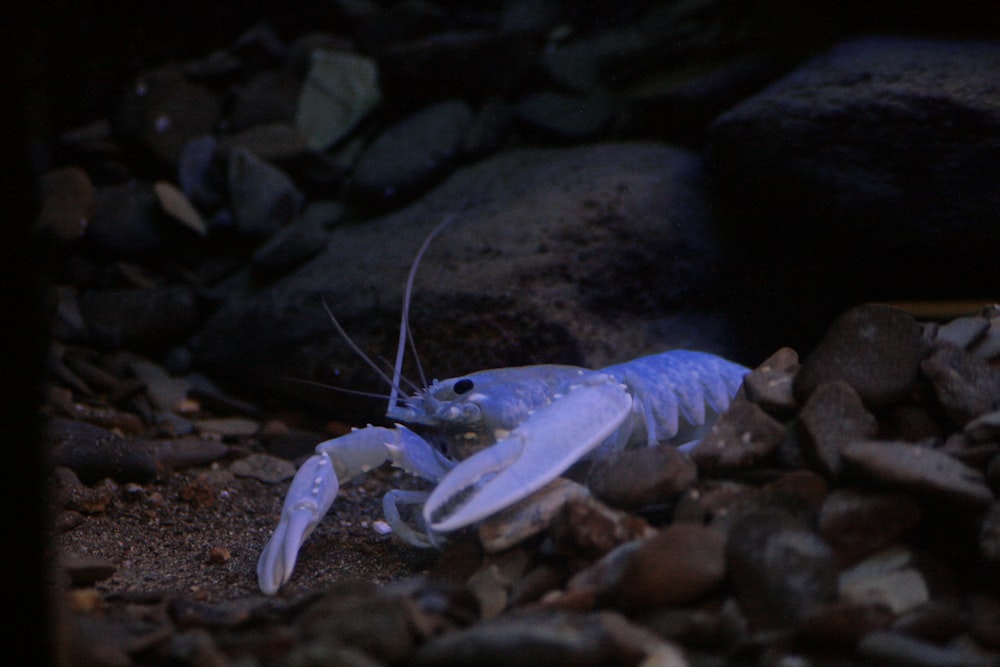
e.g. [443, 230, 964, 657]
[513, 92, 617, 140]
[226, 147, 303, 236]
[586, 445, 696, 509]
[478, 478, 591, 553]
[794, 304, 924, 410]
[193, 143, 729, 414]
[858, 630, 998, 667]
[838, 548, 930, 615]
[251, 220, 329, 277]
[350, 100, 473, 203]
[153, 180, 207, 236]
[295, 50, 381, 151]
[799, 601, 895, 649]
[178, 135, 224, 212]
[965, 411, 1000, 444]
[818, 488, 922, 566]
[893, 600, 970, 644]
[742, 346, 799, 417]
[86, 182, 168, 257]
[78, 286, 200, 352]
[922, 342, 1000, 427]
[118, 65, 223, 166]
[615, 524, 727, 609]
[62, 552, 117, 587]
[144, 438, 229, 470]
[980, 502, 1000, 566]
[377, 30, 539, 104]
[47, 418, 157, 484]
[841, 441, 994, 508]
[411, 610, 615, 667]
[709, 38, 1000, 304]
[462, 98, 512, 157]
[548, 494, 655, 560]
[193, 417, 260, 438]
[688, 397, 786, 470]
[936, 315, 992, 350]
[35, 167, 94, 243]
[129, 358, 191, 412]
[220, 123, 310, 163]
[797, 381, 878, 477]
[228, 70, 301, 131]
[725, 507, 838, 631]
[299, 582, 414, 664]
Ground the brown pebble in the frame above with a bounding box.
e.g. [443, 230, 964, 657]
[208, 547, 232, 565]
[689, 397, 787, 470]
[616, 524, 727, 609]
[797, 381, 877, 477]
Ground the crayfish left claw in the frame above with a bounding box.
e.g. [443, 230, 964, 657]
[422, 375, 632, 532]
[257, 451, 340, 595]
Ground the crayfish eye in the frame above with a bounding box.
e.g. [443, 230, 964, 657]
[453, 378, 474, 395]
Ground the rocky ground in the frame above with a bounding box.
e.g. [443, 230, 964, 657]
[11, 1, 1000, 665]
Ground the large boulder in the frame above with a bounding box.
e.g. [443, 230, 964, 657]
[708, 37, 1000, 351]
[193, 142, 734, 418]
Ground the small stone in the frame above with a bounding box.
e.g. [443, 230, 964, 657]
[478, 478, 590, 553]
[921, 342, 1000, 426]
[229, 454, 294, 483]
[153, 180, 207, 235]
[194, 417, 260, 438]
[936, 315, 992, 350]
[62, 552, 117, 586]
[35, 166, 94, 243]
[794, 304, 924, 409]
[587, 445, 696, 509]
[513, 92, 617, 140]
[226, 148, 303, 236]
[964, 410, 1000, 443]
[351, 100, 473, 202]
[689, 397, 787, 470]
[818, 488, 922, 566]
[969, 593, 1000, 648]
[86, 182, 166, 257]
[797, 381, 878, 477]
[616, 524, 727, 609]
[295, 50, 381, 151]
[800, 601, 895, 649]
[742, 346, 800, 417]
[726, 508, 838, 630]
[858, 630, 998, 667]
[411, 610, 612, 667]
[129, 358, 191, 413]
[145, 438, 229, 470]
[549, 494, 655, 560]
[980, 502, 1000, 566]
[841, 440, 995, 508]
[251, 220, 329, 276]
[207, 547, 231, 565]
[47, 418, 157, 484]
[840, 563, 929, 615]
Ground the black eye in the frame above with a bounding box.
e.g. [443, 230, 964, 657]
[453, 378, 474, 395]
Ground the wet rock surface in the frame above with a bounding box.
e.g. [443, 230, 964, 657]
[19, 2, 1000, 665]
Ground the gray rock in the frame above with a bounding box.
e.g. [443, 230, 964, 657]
[587, 445, 696, 509]
[193, 143, 730, 415]
[922, 342, 1000, 427]
[966, 411, 1000, 444]
[794, 304, 924, 410]
[228, 70, 301, 131]
[841, 440, 994, 508]
[411, 610, 614, 667]
[226, 147, 303, 236]
[251, 220, 329, 277]
[726, 507, 838, 631]
[709, 38, 1000, 300]
[858, 630, 999, 667]
[351, 100, 473, 202]
[79, 286, 200, 352]
[797, 381, 878, 477]
[229, 453, 295, 483]
[513, 92, 617, 140]
[295, 50, 381, 151]
[47, 418, 157, 484]
[86, 182, 168, 257]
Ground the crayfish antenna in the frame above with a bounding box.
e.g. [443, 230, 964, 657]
[322, 297, 402, 395]
[388, 214, 456, 411]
